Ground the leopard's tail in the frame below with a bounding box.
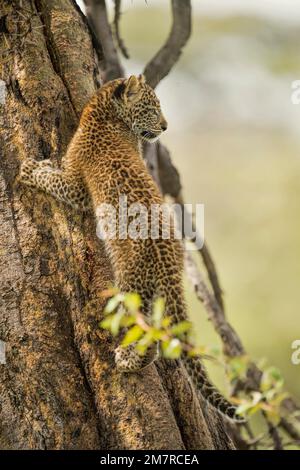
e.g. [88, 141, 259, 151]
[183, 354, 245, 423]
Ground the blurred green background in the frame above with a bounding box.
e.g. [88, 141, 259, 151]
[87, 0, 300, 401]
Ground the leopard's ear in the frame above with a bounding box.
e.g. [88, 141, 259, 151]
[113, 81, 126, 100]
[124, 75, 142, 102]
[138, 74, 146, 84]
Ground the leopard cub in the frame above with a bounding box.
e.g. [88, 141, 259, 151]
[20, 75, 244, 422]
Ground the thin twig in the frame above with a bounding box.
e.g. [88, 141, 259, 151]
[143, 0, 191, 88]
[200, 244, 224, 311]
[263, 412, 283, 450]
[281, 398, 300, 424]
[280, 417, 300, 441]
[113, 0, 129, 59]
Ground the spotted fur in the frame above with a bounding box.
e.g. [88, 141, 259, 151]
[19, 75, 243, 422]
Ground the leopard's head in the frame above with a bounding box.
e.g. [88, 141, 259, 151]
[112, 75, 168, 142]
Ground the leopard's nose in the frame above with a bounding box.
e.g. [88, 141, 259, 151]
[161, 119, 168, 131]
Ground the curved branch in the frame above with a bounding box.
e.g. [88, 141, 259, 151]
[143, 0, 191, 88]
[199, 244, 225, 311]
[113, 0, 129, 59]
[84, 0, 124, 81]
[184, 252, 245, 358]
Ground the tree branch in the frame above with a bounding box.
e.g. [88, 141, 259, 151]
[113, 0, 129, 59]
[280, 418, 300, 442]
[184, 251, 245, 357]
[143, 0, 191, 88]
[156, 143, 225, 311]
[264, 412, 283, 450]
[72, 0, 104, 65]
[84, 0, 124, 81]
[78, 0, 299, 448]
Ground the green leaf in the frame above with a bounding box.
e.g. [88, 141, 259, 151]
[161, 316, 172, 328]
[151, 329, 164, 341]
[269, 367, 283, 382]
[152, 297, 165, 328]
[228, 356, 248, 380]
[136, 331, 155, 355]
[104, 294, 124, 314]
[110, 309, 125, 336]
[121, 325, 144, 347]
[136, 342, 148, 355]
[260, 366, 284, 392]
[99, 315, 114, 330]
[120, 315, 137, 328]
[247, 404, 262, 416]
[161, 338, 182, 359]
[171, 321, 192, 337]
[236, 402, 254, 416]
[124, 293, 142, 313]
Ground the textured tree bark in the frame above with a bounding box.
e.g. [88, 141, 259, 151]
[0, 0, 234, 450]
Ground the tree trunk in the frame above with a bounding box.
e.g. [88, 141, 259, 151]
[0, 0, 234, 450]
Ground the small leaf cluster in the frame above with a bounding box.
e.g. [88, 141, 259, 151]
[100, 289, 193, 359]
[99, 289, 296, 436]
[229, 359, 289, 425]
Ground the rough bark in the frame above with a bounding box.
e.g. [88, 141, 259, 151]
[0, 0, 234, 450]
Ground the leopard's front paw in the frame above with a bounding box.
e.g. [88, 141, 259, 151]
[19, 158, 53, 187]
[19, 158, 40, 187]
